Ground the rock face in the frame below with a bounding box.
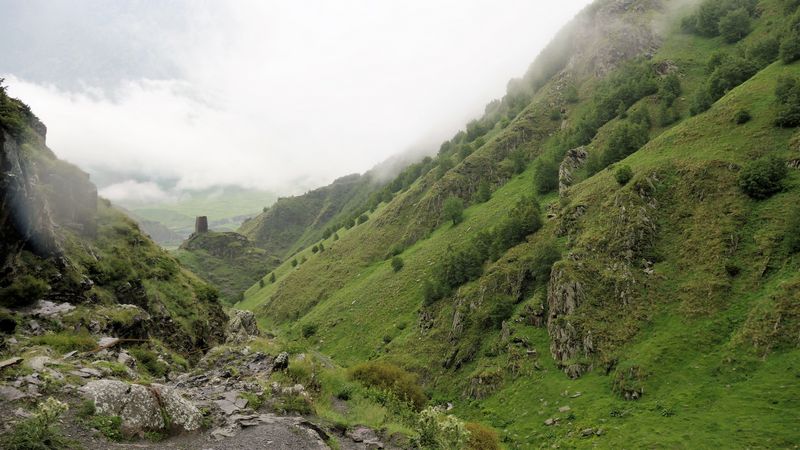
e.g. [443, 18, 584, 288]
[80, 380, 202, 435]
[225, 309, 260, 344]
[547, 263, 592, 378]
[559, 147, 588, 195]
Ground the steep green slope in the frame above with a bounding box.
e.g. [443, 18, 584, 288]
[174, 230, 279, 303]
[238, 0, 800, 447]
[238, 173, 382, 259]
[0, 82, 227, 356]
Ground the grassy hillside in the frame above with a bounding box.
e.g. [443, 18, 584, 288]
[237, 0, 800, 447]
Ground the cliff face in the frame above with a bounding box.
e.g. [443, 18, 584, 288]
[0, 86, 226, 354]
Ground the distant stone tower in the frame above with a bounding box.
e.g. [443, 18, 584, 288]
[195, 216, 209, 234]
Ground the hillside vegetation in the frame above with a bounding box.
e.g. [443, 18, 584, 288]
[237, 0, 800, 447]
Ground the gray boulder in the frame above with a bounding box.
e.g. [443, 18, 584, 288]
[80, 380, 202, 435]
[225, 310, 260, 344]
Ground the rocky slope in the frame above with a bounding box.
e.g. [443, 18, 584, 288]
[238, 0, 800, 447]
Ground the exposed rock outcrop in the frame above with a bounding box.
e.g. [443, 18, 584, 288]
[547, 263, 592, 378]
[225, 309, 260, 344]
[559, 146, 587, 195]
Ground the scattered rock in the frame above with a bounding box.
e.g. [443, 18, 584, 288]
[273, 352, 289, 371]
[0, 385, 27, 401]
[30, 300, 75, 318]
[79, 367, 104, 377]
[215, 390, 247, 415]
[0, 356, 23, 369]
[97, 337, 120, 349]
[582, 427, 596, 437]
[225, 310, 260, 344]
[559, 405, 571, 413]
[347, 426, 384, 448]
[26, 356, 52, 371]
[544, 418, 558, 426]
[117, 351, 135, 368]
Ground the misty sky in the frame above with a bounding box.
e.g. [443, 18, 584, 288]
[1, 0, 592, 202]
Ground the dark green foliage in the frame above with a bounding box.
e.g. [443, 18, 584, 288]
[0, 274, 49, 308]
[549, 109, 562, 121]
[601, 121, 650, 167]
[312, 245, 319, 254]
[746, 36, 780, 67]
[291, 259, 298, 267]
[350, 361, 427, 409]
[734, 109, 751, 124]
[786, 205, 800, 253]
[533, 158, 560, 194]
[660, 73, 682, 107]
[269, 272, 276, 283]
[300, 255, 307, 264]
[780, 11, 800, 63]
[437, 156, 455, 178]
[357, 214, 369, 225]
[259, 279, 265, 288]
[443, 196, 465, 225]
[480, 295, 515, 330]
[707, 56, 758, 99]
[129, 347, 169, 378]
[333, 232, 339, 241]
[422, 279, 447, 305]
[318, 243, 324, 252]
[615, 165, 634, 185]
[475, 180, 491, 203]
[0, 79, 37, 138]
[322, 228, 333, 239]
[490, 196, 543, 259]
[435, 244, 486, 291]
[569, 60, 657, 147]
[391, 256, 404, 272]
[690, 88, 714, 115]
[509, 148, 528, 174]
[302, 323, 318, 338]
[719, 8, 751, 43]
[616, 100, 628, 119]
[658, 103, 680, 126]
[738, 156, 788, 199]
[775, 76, 800, 126]
[527, 242, 561, 286]
[564, 83, 579, 103]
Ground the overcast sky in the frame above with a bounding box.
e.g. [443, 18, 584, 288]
[1, 0, 591, 202]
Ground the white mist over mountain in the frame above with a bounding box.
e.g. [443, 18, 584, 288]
[0, 0, 592, 202]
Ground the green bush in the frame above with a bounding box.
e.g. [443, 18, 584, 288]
[442, 196, 465, 225]
[129, 347, 169, 378]
[746, 36, 780, 67]
[311, 245, 319, 254]
[738, 157, 788, 199]
[734, 110, 751, 124]
[0, 397, 72, 450]
[533, 158, 560, 194]
[391, 256, 404, 272]
[269, 272, 276, 283]
[786, 205, 800, 253]
[416, 407, 469, 450]
[422, 279, 447, 305]
[719, 8, 751, 43]
[601, 121, 649, 167]
[357, 214, 369, 225]
[780, 11, 800, 63]
[291, 259, 298, 267]
[301, 323, 318, 338]
[775, 76, 800, 127]
[615, 165, 634, 185]
[0, 275, 49, 308]
[350, 361, 426, 410]
[660, 73, 682, 107]
[475, 180, 491, 203]
[466, 422, 501, 450]
[707, 56, 758, 100]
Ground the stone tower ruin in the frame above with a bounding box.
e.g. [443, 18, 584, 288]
[195, 216, 208, 234]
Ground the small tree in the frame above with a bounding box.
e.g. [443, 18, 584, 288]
[269, 272, 276, 283]
[533, 158, 560, 194]
[318, 242, 325, 252]
[615, 165, 633, 185]
[291, 259, 298, 267]
[333, 232, 339, 241]
[719, 8, 751, 43]
[786, 205, 800, 254]
[734, 110, 751, 124]
[391, 256, 404, 272]
[357, 214, 369, 225]
[259, 279, 265, 288]
[475, 180, 491, 203]
[311, 245, 319, 254]
[738, 156, 788, 199]
[442, 196, 465, 225]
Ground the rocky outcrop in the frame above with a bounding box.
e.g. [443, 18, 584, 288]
[80, 380, 202, 435]
[225, 309, 260, 344]
[559, 147, 587, 195]
[547, 263, 592, 378]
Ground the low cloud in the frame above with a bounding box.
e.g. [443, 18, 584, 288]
[99, 180, 175, 204]
[2, 0, 592, 195]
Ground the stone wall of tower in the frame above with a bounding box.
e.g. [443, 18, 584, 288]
[195, 216, 208, 234]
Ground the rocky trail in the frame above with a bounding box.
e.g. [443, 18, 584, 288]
[0, 304, 393, 449]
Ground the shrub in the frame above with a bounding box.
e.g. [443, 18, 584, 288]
[129, 347, 169, 378]
[746, 36, 780, 67]
[786, 205, 800, 253]
[533, 158, 560, 194]
[259, 279, 265, 288]
[0, 397, 72, 450]
[615, 165, 634, 185]
[480, 295, 515, 330]
[350, 362, 427, 410]
[781, 12, 800, 63]
[301, 323, 318, 338]
[601, 121, 649, 167]
[333, 232, 339, 241]
[311, 245, 319, 254]
[269, 272, 276, 283]
[275, 392, 314, 415]
[707, 56, 758, 100]
[357, 214, 369, 225]
[734, 110, 751, 124]
[738, 157, 788, 199]
[475, 180, 491, 203]
[391, 256, 404, 272]
[775, 76, 800, 127]
[465, 422, 501, 450]
[0, 274, 49, 308]
[291, 259, 298, 267]
[422, 279, 446, 305]
[660, 73, 682, 107]
[442, 196, 465, 225]
[719, 8, 751, 43]
[416, 407, 469, 450]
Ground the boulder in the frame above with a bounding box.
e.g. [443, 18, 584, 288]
[80, 380, 202, 435]
[225, 310, 260, 344]
[273, 351, 289, 371]
[29, 300, 75, 318]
